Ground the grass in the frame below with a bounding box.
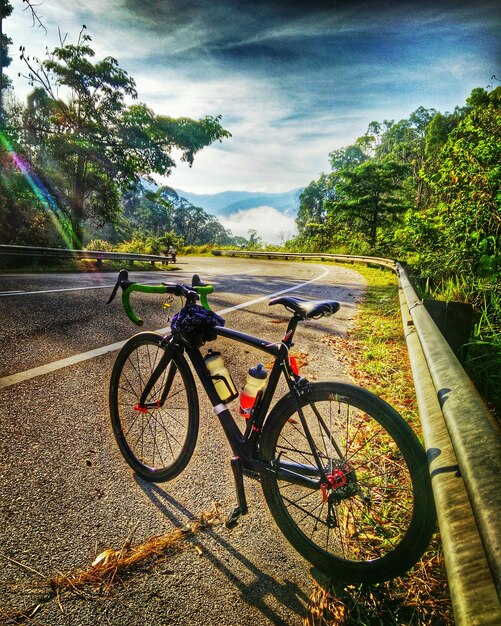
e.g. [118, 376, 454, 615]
[305, 262, 453, 626]
[418, 274, 500, 419]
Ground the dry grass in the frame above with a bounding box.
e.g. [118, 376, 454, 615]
[1, 506, 223, 623]
[303, 263, 453, 626]
[304, 555, 452, 626]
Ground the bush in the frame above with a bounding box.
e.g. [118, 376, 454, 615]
[85, 239, 116, 252]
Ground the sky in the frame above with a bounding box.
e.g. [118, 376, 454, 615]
[4, 0, 500, 197]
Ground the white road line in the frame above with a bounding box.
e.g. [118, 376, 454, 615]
[0, 284, 115, 297]
[0, 266, 330, 389]
[0, 341, 128, 389]
[0, 267, 262, 297]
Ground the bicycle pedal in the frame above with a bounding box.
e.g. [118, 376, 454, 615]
[225, 506, 246, 529]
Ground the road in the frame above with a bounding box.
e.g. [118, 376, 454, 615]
[0, 257, 366, 626]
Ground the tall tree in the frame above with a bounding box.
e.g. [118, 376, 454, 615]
[296, 174, 335, 233]
[19, 28, 230, 248]
[335, 160, 409, 248]
[0, 0, 13, 125]
[420, 86, 500, 278]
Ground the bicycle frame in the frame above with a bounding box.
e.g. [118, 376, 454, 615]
[186, 324, 288, 467]
[131, 305, 330, 523]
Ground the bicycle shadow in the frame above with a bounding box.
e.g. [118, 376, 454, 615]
[134, 475, 309, 625]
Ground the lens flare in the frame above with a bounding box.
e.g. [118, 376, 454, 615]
[0, 131, 78, 248]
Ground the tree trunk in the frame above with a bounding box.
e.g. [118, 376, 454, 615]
[0, 15, 4, 125]
[72, 152, 86, 249]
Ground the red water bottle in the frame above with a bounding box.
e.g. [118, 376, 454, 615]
[239, 364, 267, 418]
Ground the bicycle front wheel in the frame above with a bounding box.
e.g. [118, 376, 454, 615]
[259, 382, 435, 583]
[109, 332, 199, 482]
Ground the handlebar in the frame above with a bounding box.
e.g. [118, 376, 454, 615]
[107, 269, 214, 326]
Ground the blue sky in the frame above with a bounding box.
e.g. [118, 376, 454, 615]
[5, 0, 500, 194]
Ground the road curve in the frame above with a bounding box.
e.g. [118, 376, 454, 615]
[0, 257, 366, 626]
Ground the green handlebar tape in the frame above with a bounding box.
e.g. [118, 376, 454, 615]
[122, 284, 168, 325]
[194, 285, 214, 310]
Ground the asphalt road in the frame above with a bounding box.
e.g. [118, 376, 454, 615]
[0, 257, 366, 626]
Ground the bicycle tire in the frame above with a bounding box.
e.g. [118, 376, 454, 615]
[259, 382, 436, 583]
[109, 332, 199, 482]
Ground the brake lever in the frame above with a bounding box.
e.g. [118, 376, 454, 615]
[107, 269, 133, 304]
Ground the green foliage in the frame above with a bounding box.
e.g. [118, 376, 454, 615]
[334, 160, 410, 247]
[0, 0, 13, 118]
[9, 27, 230, 249]
[85, 239, 116, 252]
[289, 85, 500, 412]
[417, 86, 500, 281]
[296, 174, 333, 233]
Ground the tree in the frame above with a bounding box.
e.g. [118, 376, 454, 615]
[117, 183, 234, 247]
[1, 0, 45, 125]
[247, 229, 261, 249]
[420, 86, 500, 278]
[334, 160, 409, 248]
[0, 0, 13, 124]
[296, 174, 335, 233]
[19, 28, 230, 248]
[359, 108, 438, 208]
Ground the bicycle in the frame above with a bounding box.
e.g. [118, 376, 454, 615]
[107, 269, 436, 584]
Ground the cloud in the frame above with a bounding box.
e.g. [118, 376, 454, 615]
[218, 206, 298, 244]
[5, 0, 499, 195]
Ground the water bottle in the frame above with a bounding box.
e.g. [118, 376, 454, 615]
[239, 363, 267, 418]
[204, 349, 238, 402]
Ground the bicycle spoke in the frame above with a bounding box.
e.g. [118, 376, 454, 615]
[263, 387, 426, 572]
[112, 335, 197, 479]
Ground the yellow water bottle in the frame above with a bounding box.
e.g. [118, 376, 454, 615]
[204, 350, 238, 402]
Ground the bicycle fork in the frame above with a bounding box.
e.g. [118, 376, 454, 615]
[136, 340, 176, 409]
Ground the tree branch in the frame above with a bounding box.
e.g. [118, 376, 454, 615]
[22, 0, 47, 34]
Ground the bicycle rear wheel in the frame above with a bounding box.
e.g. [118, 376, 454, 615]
[259, 382, 435, 583]
[109, 332, 199, 482]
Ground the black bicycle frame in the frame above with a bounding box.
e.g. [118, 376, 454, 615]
[190, 317, 327, 489]
[137, 315, 327, 494]
[185, 324, 287, 470]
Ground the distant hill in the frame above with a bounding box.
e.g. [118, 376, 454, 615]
[132, 181, 299, 244]
[175, 188, 302, 216]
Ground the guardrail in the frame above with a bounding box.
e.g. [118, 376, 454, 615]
[0, 244, 174, 268]
[213, 249, 501, 624]
[1, 243, 499, 620]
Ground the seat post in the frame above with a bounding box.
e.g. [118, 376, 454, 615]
[286, 314, 302, 338]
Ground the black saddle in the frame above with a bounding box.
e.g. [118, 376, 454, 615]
[269, 296, 340, 320]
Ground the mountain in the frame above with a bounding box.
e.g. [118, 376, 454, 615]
[175, 188, 302, 216]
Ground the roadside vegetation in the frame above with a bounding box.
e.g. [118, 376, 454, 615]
[304, 263, 452, 625]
